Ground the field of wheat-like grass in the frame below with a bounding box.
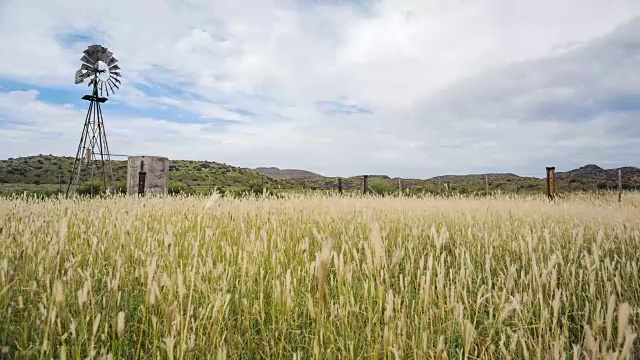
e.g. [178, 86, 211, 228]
[0, 192, 639, 359]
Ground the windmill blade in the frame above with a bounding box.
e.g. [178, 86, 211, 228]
[81, 55, 95, 66]
[109, 64, 121, 72]
[109, 75, 121, 84]
[80, 63, 96, 72]
[107, 81, 115, 94]
[100, 82, 104, 96]
[95, 46, 108, 61]
[88, 77, 97, 87]
[104, 50, 114, 63]
[83, 48, 99, 63]
[97, 51, 109, 63]
[105, 83, 110, 97]
[107, 56, 118, 67]
[110, 71, 121, 78]
[108, 78, 120, 89]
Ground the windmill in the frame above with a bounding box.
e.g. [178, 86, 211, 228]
[66, 45, 121, 197]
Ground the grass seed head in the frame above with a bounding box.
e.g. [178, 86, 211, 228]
[53, 279, 65, 307]
[616, 302, 631, 346]
[117, 311, 125, 337]
[315, 236, 332, 305]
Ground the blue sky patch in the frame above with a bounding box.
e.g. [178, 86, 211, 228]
[57, 31, 105, 48]
[316, 101, 373, 115]
[0, 78, 82, 106]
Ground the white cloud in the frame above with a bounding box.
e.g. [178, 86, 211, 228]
[1, 0, 640, 177]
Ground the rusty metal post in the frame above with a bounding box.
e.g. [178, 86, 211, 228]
[618, 168, 622, 203]
[138, 160, 146, 196]
[363, 175, 369, 195]
[338, 178, 343, 194]
[546, 166, 556, 201]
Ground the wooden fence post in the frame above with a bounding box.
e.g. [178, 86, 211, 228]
[618, 169, 622, 203]
[363, 175, 369, 195]
[546, 167, 556, 202]
[338, 178, 343, 194]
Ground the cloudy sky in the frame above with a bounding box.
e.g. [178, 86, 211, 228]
[1, 0, 639, 178]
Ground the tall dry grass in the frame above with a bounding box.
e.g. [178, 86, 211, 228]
[0, 192, 639, 359]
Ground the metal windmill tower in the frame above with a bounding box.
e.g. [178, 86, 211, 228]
[66, 45, 121, 197]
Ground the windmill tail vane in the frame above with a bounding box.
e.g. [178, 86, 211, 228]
[66, 44, 122, 198]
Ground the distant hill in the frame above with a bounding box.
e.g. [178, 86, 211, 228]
[2, 155, 639, 195]
[254, 167, 326, 180]
[557, 164, 640, 182]
[255, 164, 640, 193]
[0, 155, 295, 195]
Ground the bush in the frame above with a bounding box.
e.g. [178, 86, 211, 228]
[112, 182, 127, 194]
[77, 181, 103, 196]
[5, 188, 59, 198]
[368, 179, 396, 196]
[169, 181, 193, 195]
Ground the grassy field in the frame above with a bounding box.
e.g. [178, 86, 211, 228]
[1, 192, 639, 359]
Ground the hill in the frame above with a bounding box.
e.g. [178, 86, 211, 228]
[253, 167, 326, 180]
[255, 165, 640, 194]
[0, 155, 296, 195]
[557, 164, 640, 182]
[2, 155, 640, 195]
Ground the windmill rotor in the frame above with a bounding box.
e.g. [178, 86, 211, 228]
[75, 44, 122, 97]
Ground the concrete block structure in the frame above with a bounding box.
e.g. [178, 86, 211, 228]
[126, 156, 169, 195]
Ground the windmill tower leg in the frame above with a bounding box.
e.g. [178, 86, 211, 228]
[66, 85, 112, 198]
[96, 100, 114, 190]
[66, 100, 94, 198]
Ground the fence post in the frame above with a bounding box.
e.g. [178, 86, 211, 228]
[618, 168, 622, 204]
[363, 175, 369, 195]
[338, 178, 343, 194]
[546, 166, 556, 202]
[398, 178, 402, 194]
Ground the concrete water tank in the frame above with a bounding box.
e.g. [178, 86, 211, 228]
[126, 156, 170, 195]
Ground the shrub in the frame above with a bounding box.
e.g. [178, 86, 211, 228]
[112, 181, 127, 194]
[169, 181, 193, 195]
[367, 179, 396, 196]
[77, 181, 103, 196]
